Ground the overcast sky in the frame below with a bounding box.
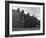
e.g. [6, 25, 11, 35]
[12, 6, 40, 20]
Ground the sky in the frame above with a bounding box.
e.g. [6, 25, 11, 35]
[12, 6, 40, 20]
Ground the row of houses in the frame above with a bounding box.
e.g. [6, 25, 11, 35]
[12, 8, 40, 28]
